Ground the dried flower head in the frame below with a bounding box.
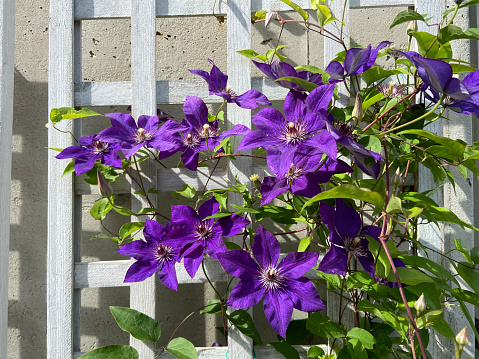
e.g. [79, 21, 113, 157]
[377, 81, 406, 98]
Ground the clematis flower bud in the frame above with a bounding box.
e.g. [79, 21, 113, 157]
[392, 168, 402, 186]
[250, 173, 261, 190]
[407, 20, 418, 35]
[456, 326, 468, 346]
[414, 293, 426, 312]
[97, 168, 113, 198]
[352, 93, 363, 121]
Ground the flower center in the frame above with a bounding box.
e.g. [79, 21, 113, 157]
[259, 265, 285, 292]
[343, 236, 368, 257]
[281, 120, 307, 146]
[337, 122, 355, 137]
[184, 132, 201, 149]
[91, 140, 110, 154]
[156, 244, 172, 260]
[133, 127, 153, 143]
[284, 164, 303, 183]
[194, 221, 213, 242]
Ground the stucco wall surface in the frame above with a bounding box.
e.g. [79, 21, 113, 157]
[8, 1, 410, 358]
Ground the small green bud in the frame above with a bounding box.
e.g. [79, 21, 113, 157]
[407, 20, 418, 35]
[352, 93, 363, 121]
[391, 168, 402, 186]
[97, 168, 113, 198]
[414, 293, 426, 312]
[456, 326, 468, 346]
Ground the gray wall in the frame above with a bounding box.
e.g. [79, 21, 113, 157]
[8, 2, 408, 357]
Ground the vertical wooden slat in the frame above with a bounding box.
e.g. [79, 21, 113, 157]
[0, 0, 15, 357]
[323, 0, 355, 340]
[72, 20, 83, 354]
[48, 0, 75, 358]
[226, 0, 254, 357]
[130, 0, 157, 358]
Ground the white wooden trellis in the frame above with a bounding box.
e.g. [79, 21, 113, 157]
[46, 1, 477, 359]
[0, 0, 15, 357]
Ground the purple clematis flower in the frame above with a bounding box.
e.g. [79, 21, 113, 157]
[217, 226, 325, 338]
[190, 59, 271, 109]
[55, 134, 122, 175]
[238, 88, 337, 175]
[116, 220, 182, 290]
[423, 69, 479, 116]
[260, 147, 353, 205]
[253, 60, 323, 92]
[323, 113, 382, 178]
[97, 113, 187, 158]
[165, 197, 250, 278]
[318, 199, 381, 277]
[400, 51, 470, 101]
[326, 41, 391, 81]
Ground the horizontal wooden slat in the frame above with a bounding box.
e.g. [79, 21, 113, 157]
[74, 78, 288, 107]
[74, 345, 330, 358]
[75, 165, 271, 195]
[350, 0, 414, 7]
[75, 253, 324, 288]
[74, 0, 313, 20]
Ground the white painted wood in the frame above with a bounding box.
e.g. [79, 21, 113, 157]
[0, 0, 14, 357]
[74, 255, 323, 289]
[226, 0, 255, 356]
[74, 344, 330, 359]
[47, 0, 75, 358]
[350, 0, 414, 7]
[74, 78, 288, 107]
[130, 0, 157, 358]
[74, 0, 313, 20]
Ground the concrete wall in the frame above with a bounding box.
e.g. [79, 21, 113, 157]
[8, 1, 409, 357]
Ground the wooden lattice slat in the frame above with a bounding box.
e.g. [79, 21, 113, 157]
[0, 0, 15, 357]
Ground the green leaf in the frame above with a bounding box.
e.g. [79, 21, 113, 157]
[284, 319, 310, 345]
[269, 342, 300, 359]
[166, 337, 198, 359]
[236, 49, 259, 59]
[303, 184, 385, 210]
[200, 299, 222, 315]
[397, 129, 465, 160]
[307, 346, 326, 358]
[77, 345, 138, 359]
[451, 63, 477, 74]
[455, 239, 473, 264]
[361, 67, 408, 86]
[346, 271, 375, 289]
[362, 92, 385, 112]
[84, 163, 119, 185]
[256, 206, 297, 225]
[454, 261, 479, 293]
[279, 0, 308, 20]
[316, 271, 342, 290]
[203, 212, 236, 220]
[137, 207, 159, 214]
[430, 314, 455, 340]
[90, 198, 113, 220]
[306, 312, 344, 338]
[91, 233, 120, 244]
[226, 310, 263, 346]
[357, 300, 408, 337]
[443, 0, 479, 18]
[214, 192, 228, 210]
[416, 310, 443, 329]
[224, 241, 242, 250]
[314, 4, 340, 27]
[389, 10, 426, 29]
[471, 246, 479, 264]
[387, 267, 434, 285]
[113, 205, 135, 216]
[298, 237, 312, 252]
[110, 306, 161, 343]
[119, 222, 145, 240]
[275, 76, 319, 92]
[438, 25, 479, 44]
[172, 184, 196, 200]
[346, 328, 375, 349]
[62, 161, 76, 177]
[50, 107, 103, 125]
[411, 31, 452, 59]
[386, 196, 402, 214]
[399, 255, 459, 285]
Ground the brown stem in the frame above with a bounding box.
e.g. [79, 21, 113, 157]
[197, 153, 266, 164]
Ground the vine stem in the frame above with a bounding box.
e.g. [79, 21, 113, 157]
[198, 153, 266, 164]
[380, 138, 427, 358]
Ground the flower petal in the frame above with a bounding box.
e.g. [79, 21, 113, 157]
[217, 250, 259, 280]
[287, 277, 326, 312]
[218, 214, 250, 237]
[278, 251, 319, 278]
[263, 290, 294, 339]
[317, 244, 348, 275]
[226, 279, 264, 309]
[124, 260, 160, 283]
[252, 226, 281, 268]
[158, 261, 179, 290]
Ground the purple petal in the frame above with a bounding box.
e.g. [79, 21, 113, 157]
[278, 251, 319, 278]
[260, 177, 289, 206]
[183, 244, 205, 278]
[219, 124, 251, 141]
[361, 225, 381, 241]
[218, 214, 250, 237]
[171, 205, 200, 227]
[117, 239, 155, 261]
[287, 277, 326, 312]
[226, 279, 264, 309]
[217, 250, 259, 280]
[237, 130, 278, 151]
[138, 115, 159, 132]
[143, 219, 164, 244]
[208, 60, 229, 94]
[252, 226, 281, 268]
[181, 148, 200, 171]
[306, 84, 335, 113]
[183, 96, 208, 129]
[334, 199, 361, 239]
[55, 146, 89, 160]
[124, 260, 160, 283]
[233, 90, 271, 109]
[198, 197, 220, 220]
[304, 130, 337, 159]
[158, 261, 178, 290]
[344, 46, 371, 76]
[291, 173, 321, 198]
[284, 91, 307, 122]
[189, 69, 210, 83]
[73, 155, 98, 175]
[252, 107, 287, 134]
[263, 290, 294, 339]
[325, 61, 345, 80]
[317, 245, 348, 275]
[357, 251, 376, 278]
